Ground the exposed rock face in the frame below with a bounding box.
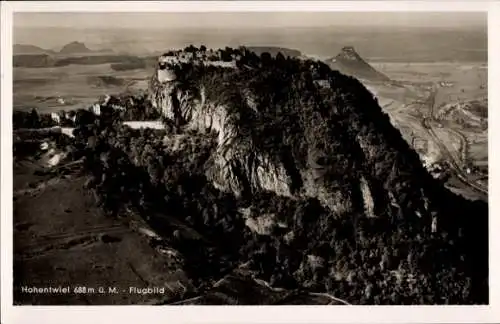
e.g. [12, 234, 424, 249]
[244, 213, 280, 236]
[359, 176, 375, 218]
[147, 51, 433, 221]
[149, 61, 296, 200]
[148, 65, 356, 215]
[337, 46, 359, 61]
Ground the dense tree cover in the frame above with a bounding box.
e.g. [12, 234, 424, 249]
[13, 109, 58, 129]
[15, 46, 488, 304]
[158, 46, 440, 209]
[71, 120, 251, 288]
[70, 110, 487, 304]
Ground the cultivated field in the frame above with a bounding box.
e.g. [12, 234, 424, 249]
[13, 156, 195, 305]
[14, 64, 152, 113]
[368, 62, 488, 201]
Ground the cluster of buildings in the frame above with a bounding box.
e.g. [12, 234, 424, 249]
[50, 110, 76, 125]
[423, 161, 449, 182]
[158, 48, 240, 68]
[155, 48, 242, 83]
[161, 47, 242, 63]
[49, 94, 128, 125]
[437, 81, 454, 88]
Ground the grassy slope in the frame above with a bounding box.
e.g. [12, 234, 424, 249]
[13, 164, 192, 305]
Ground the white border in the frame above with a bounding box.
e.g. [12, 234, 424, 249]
[1, 1, 498, 324]
[3, 1, 493, 12]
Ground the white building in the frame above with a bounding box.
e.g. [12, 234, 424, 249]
[431, 214, 438, 233]
[50, 112, 61, 124]
[92, 103, 101, 116]
[157, 56, 178, 83]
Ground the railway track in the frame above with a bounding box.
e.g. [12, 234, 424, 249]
[423, 86, 487, 196]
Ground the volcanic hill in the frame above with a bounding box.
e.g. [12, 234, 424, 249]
[145, 47, 488, 304]
[326, 46, 390, 82]
[14, 46, 488, 305]
[59, 41, 93, 54]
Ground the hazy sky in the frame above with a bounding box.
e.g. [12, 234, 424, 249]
[14, 12, 486, 29]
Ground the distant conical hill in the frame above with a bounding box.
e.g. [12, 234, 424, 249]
[327, 46, 390, 82]
[59, 41, 92, 54]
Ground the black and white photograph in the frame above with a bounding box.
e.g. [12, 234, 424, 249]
[1, 1, 498, 323]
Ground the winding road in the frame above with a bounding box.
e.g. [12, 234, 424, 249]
[421, 86, 487, 196]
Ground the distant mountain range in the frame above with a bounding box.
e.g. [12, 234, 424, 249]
[13, 43, 388, 82]
[13, 44, 55, 55]
[326, 46, 390, 82]
[12, 41, 134, 68]
[13, 41, 114, 55]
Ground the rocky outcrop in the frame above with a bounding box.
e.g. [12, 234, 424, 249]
[149, 61, 297, 200]
[148, 58, 360, 216]
[359, 176, 375, 218]
[147, 50, 435, 222]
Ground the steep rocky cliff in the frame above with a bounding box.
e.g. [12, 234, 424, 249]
[148, 50, 435, 224]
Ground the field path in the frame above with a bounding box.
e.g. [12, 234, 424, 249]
[13, 173, 194, 305]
